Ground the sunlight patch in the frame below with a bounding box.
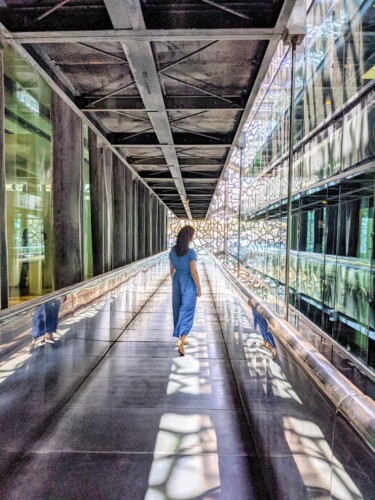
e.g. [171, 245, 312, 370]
[284, 416, 362, 499]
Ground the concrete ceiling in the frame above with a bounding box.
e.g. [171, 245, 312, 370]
[0, 0, 297, 219]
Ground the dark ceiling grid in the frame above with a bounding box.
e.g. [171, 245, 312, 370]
[129, 36, 233, 218]
[31, 0, 73, 26]
[88, 81, 137, 105]
[155, 38, 239, 218]
[200, 0, 252, 21]
[102, 0, 192, 219]
[0, 0, 298, 219]
[1, 1, 113, 32]
[142, 33, 261, 218]
[76, 42, 129, 63]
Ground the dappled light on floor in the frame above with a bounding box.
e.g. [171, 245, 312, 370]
[146, 413, 220, 500]
[283, 416, 362, 500]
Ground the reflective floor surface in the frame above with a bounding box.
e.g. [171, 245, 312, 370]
[0, 267, 266, 500]
[0, 260, 372, 499]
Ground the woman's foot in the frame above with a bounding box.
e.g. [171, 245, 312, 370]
[177, 338, 185, 356]
[176, 338, 188, 346]
[263, 341, 276, 359]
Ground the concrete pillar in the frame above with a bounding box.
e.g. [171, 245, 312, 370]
[125, 167, 133, 264]
[152, 197, 158, 254]
[102, 147, 113, 272]
[160, 205, 167, 251]
[158, 203, 164, 252]
[112, 154, 126, 268]
[164, 207, 168, 250]
[144, 190, 152, 257]
[137, 182, 146, 260]
[52, 91, 83, 289]
[89, 130, 104, 276]
[133, 180, 138, 261]
[89, 133, 114, 275]
[0, 46, 8, 308]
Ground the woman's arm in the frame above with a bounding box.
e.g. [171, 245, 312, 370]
[170, 262, 175, 278]
[190, 260, 202, 297]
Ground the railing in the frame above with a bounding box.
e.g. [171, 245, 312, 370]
[0, 251, 169, 482]
[217, 249, 375, 395]
[204, 248, 375, 453]
[0, 251, 169, 359]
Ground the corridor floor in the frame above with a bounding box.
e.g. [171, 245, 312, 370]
[2, 268, 265, 500]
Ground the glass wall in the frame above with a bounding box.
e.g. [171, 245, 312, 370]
[1, 45, 165, 309]
[204, 0, 375, 370]
[4, 45, 53, 306]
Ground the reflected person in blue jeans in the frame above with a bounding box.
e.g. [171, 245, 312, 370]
[31, 298, 62, 349]
[169, 226, 202, 356]
[251, 306, 277, 359]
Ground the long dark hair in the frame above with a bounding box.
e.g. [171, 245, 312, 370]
[174, 225, 195, 256]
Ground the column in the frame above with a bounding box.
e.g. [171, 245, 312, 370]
[137, 182, 146, 260]
[112, 154, 126, 268]
[102, 147, 113, 272]
[164, 206, 168, 250]
[89, 130, 105, 276]
[144, 190, 152, 257]
[160, 205, 166, 251]
[158, 203, 164, 252]
[52, 91, 83, 289]
[125, 166, 133, 264]
[89, 134, 114, 275]
[152, 197, 159, 254]
[133, 180, 138, 261]
[0, 46, 8, 308]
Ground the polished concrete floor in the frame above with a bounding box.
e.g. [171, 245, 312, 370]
[1, 261, 372, 499]
[0, 268, 266, 499]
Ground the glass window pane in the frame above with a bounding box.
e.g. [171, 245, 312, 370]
[4, 45, 53, 305]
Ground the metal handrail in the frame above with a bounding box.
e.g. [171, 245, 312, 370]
[0, 251, 169, 322]
[204, 248, 375, 452]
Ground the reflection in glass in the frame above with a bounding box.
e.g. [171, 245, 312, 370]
[31, 297, 63, 349]
[4, 45, 53, 305]
[167, 0, 375, 370]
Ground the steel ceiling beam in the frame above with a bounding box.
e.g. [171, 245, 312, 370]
[103, 0, 191, 219]
[116, 143, 231, 149]
[145, 178, 219, 183]
[78, 95, 244, 112]
[159, 41, 221, 74]
[2, 27, 279, 44]
[162, 73, 238, 106]
[0, 0, 298, 221]
[86, 73, 133, 97]
[132, 157, 221, 166]
[200, 0, 251, 20]
[32, 0, 73, 25]
[109, 132, 232, 147]
[77, 43, 129, 63]
[88, 81, 137, 107]
[181, 194, 213, 198]
[0, 26, 171, 213]
[180, 166, 222, 172]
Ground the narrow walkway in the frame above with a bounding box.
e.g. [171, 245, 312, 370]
[3, 268, 265, 499]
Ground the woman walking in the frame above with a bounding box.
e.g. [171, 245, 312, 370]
[170, 225, 202, 356]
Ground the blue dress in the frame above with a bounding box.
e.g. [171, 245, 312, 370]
[169, 247, 197, 338]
